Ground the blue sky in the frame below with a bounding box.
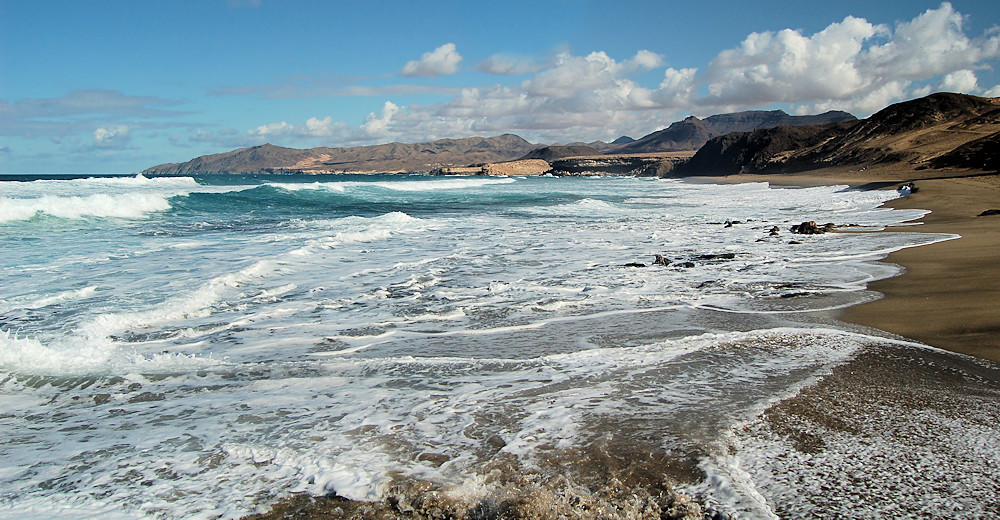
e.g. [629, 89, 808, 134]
[1, 1, 999, 173]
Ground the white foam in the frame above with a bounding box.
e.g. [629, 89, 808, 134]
[1, 175, 969, 518]
[267, 177, 516, 194]
[369, 176, 517, 191]
[0, 193, 172, 222]
[0, 286, 98, 313]
[0, 175, 256, 223]
[0, 329, 221, 376]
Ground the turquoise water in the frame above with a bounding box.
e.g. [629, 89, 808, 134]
[1, 174, 997, 518]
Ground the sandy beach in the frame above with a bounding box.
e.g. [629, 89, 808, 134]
[716, 169, 1000, 363]
[842, 174, 1000, 362]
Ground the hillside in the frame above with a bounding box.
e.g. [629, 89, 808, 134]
[677, 93, 1000, 176]
[519, 145, 601, 162]
[616, 110, 856, 154]
[143, 134, 537, 175]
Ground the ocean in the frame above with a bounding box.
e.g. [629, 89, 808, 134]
[1, 174, 998, 519]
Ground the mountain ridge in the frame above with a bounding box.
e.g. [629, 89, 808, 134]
[143, 134, 538, 175]
[615, 109, 857, 154]
[676, 93, 1000, 176]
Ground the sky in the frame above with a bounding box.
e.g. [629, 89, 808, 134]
[1, 1, 999, 173]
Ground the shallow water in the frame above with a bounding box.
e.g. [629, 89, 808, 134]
[1, 174, 996, 519]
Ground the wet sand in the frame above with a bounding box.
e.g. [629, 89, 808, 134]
[718, 169, 1000, 362]
[842, 174, 1000, 361]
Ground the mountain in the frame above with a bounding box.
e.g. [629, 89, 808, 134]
[143, 134, 537, 175]
[617, 110, 857, 154]
[676, 93, 1000, 175]
[519, 145, 601, 162]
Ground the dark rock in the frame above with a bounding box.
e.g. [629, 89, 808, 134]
[769, 226, 781, 236]
[653, 254, 672, 266]
[978, 209, 1000, 216]
[790, 221, 826, 234]
[676, 262, 696, 268]
[789, 240, 802, 244]
[696, 253, 737, 261]
[624, 262, 646, 268]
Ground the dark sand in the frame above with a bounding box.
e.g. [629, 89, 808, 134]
[718, 169, 1000, 362]
[842, 173, 1000, 362]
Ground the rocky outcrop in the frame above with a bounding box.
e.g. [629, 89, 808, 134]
[790, 221, 836, 234]
[481, 159, 551, 176]
[549, 153, 693, 177]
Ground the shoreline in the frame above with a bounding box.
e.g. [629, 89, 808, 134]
[712, 169, 1000, 362]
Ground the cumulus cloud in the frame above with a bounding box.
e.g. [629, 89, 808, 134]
[630, 50, 664, 70]
[401, 43, 463, 77]
[253, 121, 294, 137]
[698, 2, 1000, 112]
[93, 125, 131, 148]
[702, 16, 882, 105]
[985, 84, 1000, 97]
[361, 101, 400, 136]
[938, 69, 978, 92]
[862, 3, 999, 79]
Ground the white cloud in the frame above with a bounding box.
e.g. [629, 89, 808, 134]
[702, 16, 881, 105]
[304, 116, 338, 137]
[985, 84, 1000, 97]
[253, 121, 294, 137]
[911, 85, 934, 98]
[361, 101, 400, 136]
[655, 67, 698, 108]
[401, 43, 463, 77]
[523, 51, 626, 97]
[93, 125, 130, 148]
[862, 3, 999, 79]
[938, 69, 978, 92]
[629, 50, 664, 70]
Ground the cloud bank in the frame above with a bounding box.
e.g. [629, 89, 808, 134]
[236, 3, 998, 147]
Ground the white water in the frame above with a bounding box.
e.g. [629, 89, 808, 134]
[1, 174, 995, 519]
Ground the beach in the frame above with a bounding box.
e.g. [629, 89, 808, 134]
[718, 169, 1000, 362]
[843, 174, 1000, 362]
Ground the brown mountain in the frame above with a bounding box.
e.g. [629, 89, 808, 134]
[143, 134, 537, 175]
[677, 93, 1000, 176]
[616, 109, 856, 154]
[519, 145, 602, 161]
